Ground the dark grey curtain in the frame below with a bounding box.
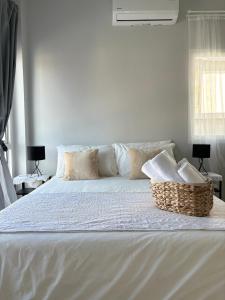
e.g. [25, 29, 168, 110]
[0, 0, 18, 209]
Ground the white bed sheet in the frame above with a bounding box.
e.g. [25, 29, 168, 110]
[0, 177, 225, 300]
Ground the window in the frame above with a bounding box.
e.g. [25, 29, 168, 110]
[192, 55, 225, 137]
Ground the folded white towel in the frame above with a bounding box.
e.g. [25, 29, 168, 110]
[141, 160, 165, 182]
[178, 162, 206, 184]
[150, 150, 184, 183]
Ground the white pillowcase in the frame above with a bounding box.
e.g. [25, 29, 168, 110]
[56, 145, 118, 178]
[113, 140, 175, 177]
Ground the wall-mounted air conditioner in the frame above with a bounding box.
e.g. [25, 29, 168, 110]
[113, 0, 179, 26]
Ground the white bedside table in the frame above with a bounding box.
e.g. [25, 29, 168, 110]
[204, 172, 223, 199]
[13, 174, 51, 197]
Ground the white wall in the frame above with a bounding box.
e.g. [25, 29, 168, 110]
[19, 0, 225, 175]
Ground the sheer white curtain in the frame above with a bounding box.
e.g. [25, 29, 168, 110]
[188, 12, 225, 196]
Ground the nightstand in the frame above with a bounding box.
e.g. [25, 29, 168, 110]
[204, 172, 223, 199]
[13, 174, 51, 198]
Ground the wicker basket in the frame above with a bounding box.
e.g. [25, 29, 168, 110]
[151, 180, 213, 217]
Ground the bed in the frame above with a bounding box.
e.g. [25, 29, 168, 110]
[0, 176, 225, 300]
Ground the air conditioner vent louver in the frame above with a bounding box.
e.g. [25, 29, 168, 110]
[117, 19, 173, 22]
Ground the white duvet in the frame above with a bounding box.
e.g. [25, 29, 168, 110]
[0, 177, 225, 300]
[0, 190, 225, 232]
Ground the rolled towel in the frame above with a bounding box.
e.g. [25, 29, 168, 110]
[177, 158, 189, 168]
[178, 162, 206, 184]
[141, 160, 165, 181]
[150, 150, 184, 183]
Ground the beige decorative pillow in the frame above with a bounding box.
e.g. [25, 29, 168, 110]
[128, 148, 161, 179]
[63, 149, 99, 180]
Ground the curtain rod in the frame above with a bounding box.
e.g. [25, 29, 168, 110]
[188, 10, 225, 14]
[187, 11, 225, 18]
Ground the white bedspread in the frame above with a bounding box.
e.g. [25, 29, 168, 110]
[0, 191, 225, 232]
[0, 177, 225, 300]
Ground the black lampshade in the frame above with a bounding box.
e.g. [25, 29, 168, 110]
[192, 144, 210, 159]
[27, 146, 45, 161]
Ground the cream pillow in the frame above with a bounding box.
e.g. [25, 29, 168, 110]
[64, 149, 99, 180]
[56, 145, 118, 177]
[113, 141, 175, 177]
[128, 148, 161, 179]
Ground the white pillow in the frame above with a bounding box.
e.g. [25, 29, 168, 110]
[113, 141, 175, 177]
[56, 145, 118, 177]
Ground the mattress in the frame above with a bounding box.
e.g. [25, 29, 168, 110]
[0, 176, 225, 300]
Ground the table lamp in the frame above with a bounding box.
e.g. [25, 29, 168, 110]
[192, 144, 210, 174]
[27, 146, 45, 176]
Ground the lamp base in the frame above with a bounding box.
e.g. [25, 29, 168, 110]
[31, 161, 43, 176]
[198, 158, 208, 175]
